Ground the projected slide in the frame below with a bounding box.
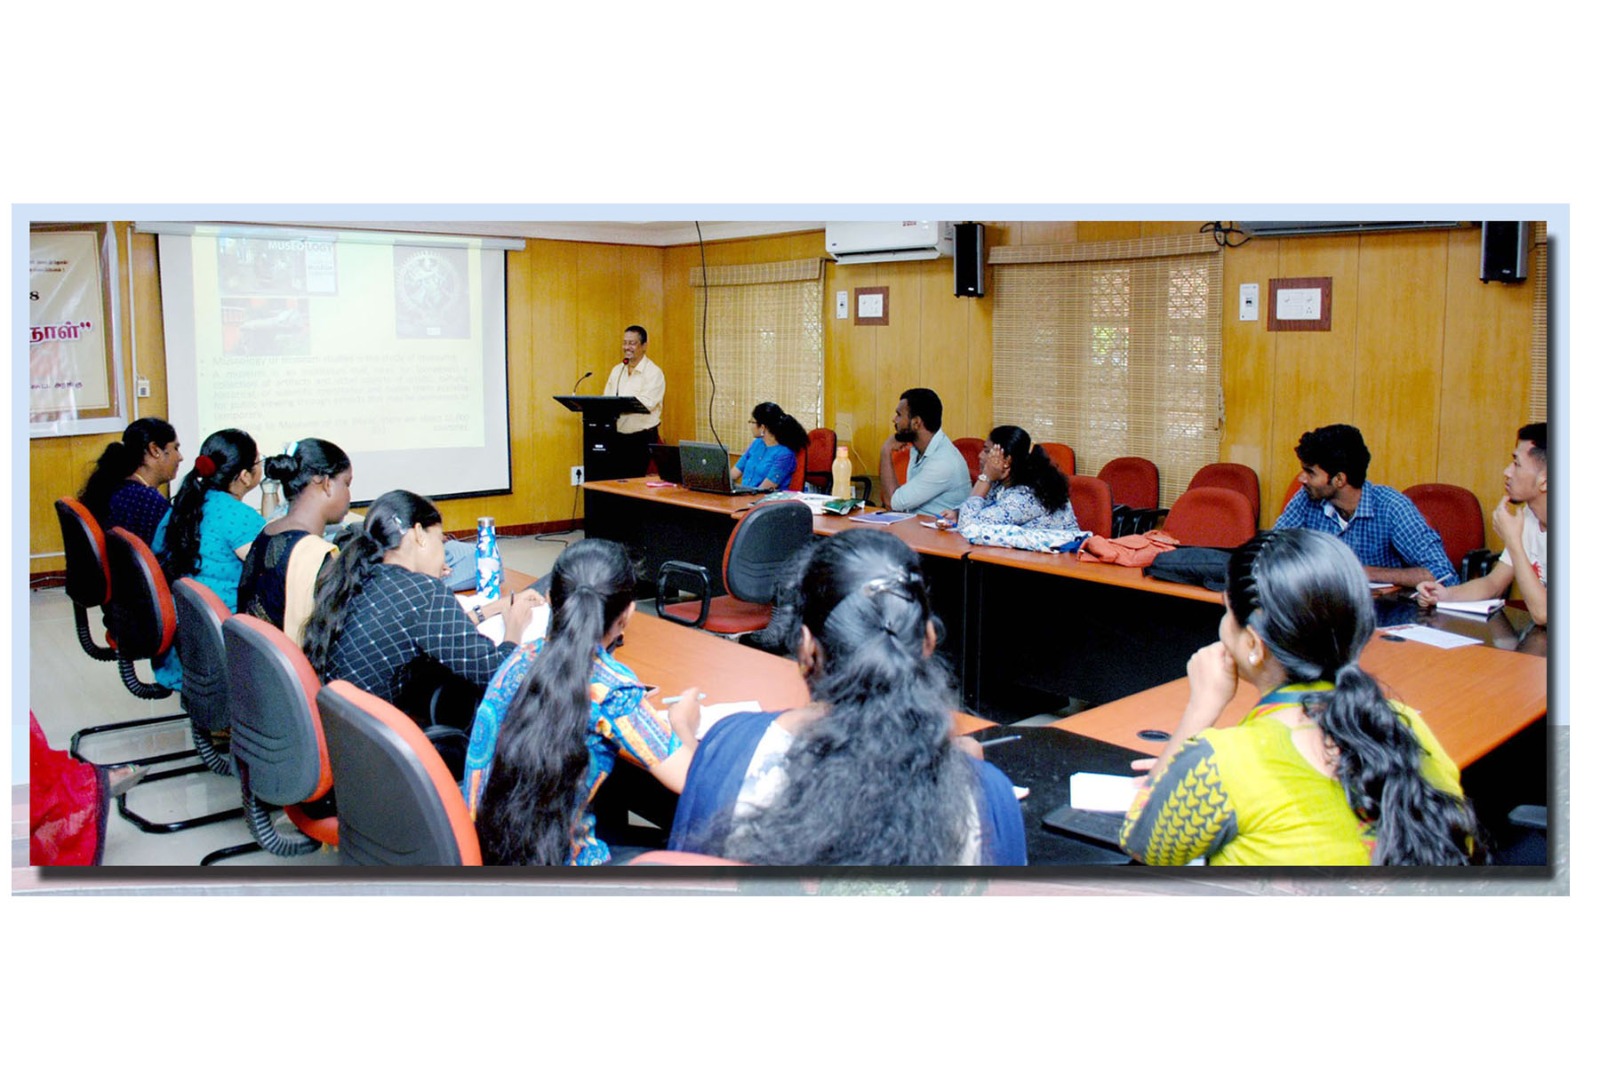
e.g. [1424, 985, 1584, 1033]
[157, 224, 512, 503]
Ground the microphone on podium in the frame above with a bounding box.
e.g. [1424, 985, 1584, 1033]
[573, 370, 593, 392]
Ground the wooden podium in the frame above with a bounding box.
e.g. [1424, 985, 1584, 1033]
[552, 394, 651, 482]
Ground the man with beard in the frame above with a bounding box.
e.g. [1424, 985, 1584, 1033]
[876, 387, 972, 516]
[1274, 422, 1456, 589]
[1417, 422, 1548, 625]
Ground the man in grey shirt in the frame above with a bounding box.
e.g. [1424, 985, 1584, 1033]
[877, 387, 972, 516]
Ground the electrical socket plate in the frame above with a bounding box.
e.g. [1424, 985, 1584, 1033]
[570, 465, 584, 486]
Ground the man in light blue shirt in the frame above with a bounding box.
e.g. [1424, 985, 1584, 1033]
[877, 387, 972, 516]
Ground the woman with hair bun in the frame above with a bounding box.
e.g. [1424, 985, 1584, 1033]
[78, 416, 183, 546]
[149, 428, 266, 690]
[732, 401, 810, 491]
[1120, 528, 1478, 866]
[470, 538, 703, 865]
[941, 424, 1080, 540]
[301, 489, 538, 731]
[669, 528, 1026, 866]
[237, 438, 353, 642]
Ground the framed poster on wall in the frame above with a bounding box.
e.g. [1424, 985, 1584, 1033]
[29, 223, 124, 436]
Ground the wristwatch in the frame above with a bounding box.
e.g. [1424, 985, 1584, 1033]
[977, 473, 989, 483]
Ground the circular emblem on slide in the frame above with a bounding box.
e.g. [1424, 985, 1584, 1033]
[398, 250, 460, 316]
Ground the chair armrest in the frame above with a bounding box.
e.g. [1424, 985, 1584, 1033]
[1461, 548, 1498, 582]
[655, 561, 712, 628]
[850, 475, 874, 506]
[422, 725, 470, 783]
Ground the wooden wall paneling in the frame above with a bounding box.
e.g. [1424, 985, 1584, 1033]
[1220, 239, 1279, 521]
[1437, 225, 1536, 548]
[1266, 236, 1363, 515]
[915, 257, 976, 441]
[1351, 231, 1448, 495]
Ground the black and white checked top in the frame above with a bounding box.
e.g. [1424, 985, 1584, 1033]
[322, 563, 516, 706]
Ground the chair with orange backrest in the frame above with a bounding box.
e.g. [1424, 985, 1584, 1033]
[110, 577, 247, 835]
[1403, 483, 1496, 581]
[786, 447, 807, 491]
[1096, 456, 1162, 536]
[54, 497, 118, 663]
[804, 427, 838, 493]
[656, 500, 816, 635]
[1188, 463, 1261, 528]
[317, 680, 481, 866]
[953, 437, 986, 482]
[1279, 475, 1304, 519]
[202, 614, 339, 864]
[1039, 442, 1076, 477]
[1159, 487, 1258, 549]
[1066, 475, 1114, 539]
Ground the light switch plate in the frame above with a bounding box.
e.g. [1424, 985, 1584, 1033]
[1239, 283, 1259, 321]
[836, 290, 849, 319]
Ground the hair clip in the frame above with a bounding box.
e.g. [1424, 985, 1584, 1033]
[285, 440, 300, 458]
[192, 455, 217, 477]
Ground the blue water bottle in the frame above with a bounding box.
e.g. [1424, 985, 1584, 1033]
[475, 517, 502, 599]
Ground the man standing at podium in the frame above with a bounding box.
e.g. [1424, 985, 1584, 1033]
[603, 324, 665, 477]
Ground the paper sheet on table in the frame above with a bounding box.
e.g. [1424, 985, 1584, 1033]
[1070, 772, 1139, 813]
[1434, 598, 1506, 617]
[757, 491, 841, 515]
[1378, 624, 1481, 649]
[461, 594, 550, 646]
[694, 700, 763, 738]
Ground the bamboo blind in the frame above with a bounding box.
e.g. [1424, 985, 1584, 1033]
[991, 234, 1223, 508]
[689, 258, 825, 448]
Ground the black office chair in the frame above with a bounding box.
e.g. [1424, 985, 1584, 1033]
[68, 527, 198, 771]
[202, 614, 339, 864]
[112, 578, 249, 835]
[656, 501, 814, 635]
[54, 497, 118, 662]
[317, 680, 482, 866]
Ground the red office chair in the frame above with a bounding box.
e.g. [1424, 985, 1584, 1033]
[1189, 463, 1261, 527]
[1159, 487, 1258, 549]
[1040, 442, 1077, 477]
[953, 437, 986, 482]
[112, 578, 247, 835]
[1066, 475, 1114, 539]
[786, 448, 807, 491]
[805, 428, 838, 493]
[1404, 483, 1495, 581]
[656, 500, 815, 635]
[317, 680, 481, 866]
[1097, 456, 1162, 535]
[203, 614, 339, 864]
[1279, 476, 1304, 518]
[54, 497, 118, 662]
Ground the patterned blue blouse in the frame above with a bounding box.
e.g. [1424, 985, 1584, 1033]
[462, 639, 682, 865]
[734, 438, 798, 490]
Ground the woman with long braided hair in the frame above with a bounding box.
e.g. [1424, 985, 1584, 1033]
[670, 528, 1026, 865]
[1121, 528, 1477, 865]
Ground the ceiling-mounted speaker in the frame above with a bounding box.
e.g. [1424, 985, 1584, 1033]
[1481, 222, 1529, 283]
[954, 222, 985, 297]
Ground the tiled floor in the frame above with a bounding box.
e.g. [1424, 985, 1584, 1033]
[22, 531, 581, 870]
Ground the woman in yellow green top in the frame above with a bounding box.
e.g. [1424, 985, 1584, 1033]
[1120, 528, 1478, 866]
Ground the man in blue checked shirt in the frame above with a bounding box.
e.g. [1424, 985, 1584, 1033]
[1274, 423, 1457, 589]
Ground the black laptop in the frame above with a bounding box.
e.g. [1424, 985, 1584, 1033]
[648, 443, 683, 484]
[678, 441, 765, 495]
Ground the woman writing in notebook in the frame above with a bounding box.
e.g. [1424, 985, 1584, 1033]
[1119, 528, 1478, 866]
[732, 401, 810, 491]
[301, 489, 539, 731]
[669, 528, 1026, 865]
[468, 538, 703, 865]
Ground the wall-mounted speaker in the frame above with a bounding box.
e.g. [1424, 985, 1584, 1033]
[954, 222, 985, 297]
[1481, 221, 1529, 283]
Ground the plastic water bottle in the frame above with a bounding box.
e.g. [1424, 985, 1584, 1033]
[831, 446, 853, 498]
[475, 517, 502, 599]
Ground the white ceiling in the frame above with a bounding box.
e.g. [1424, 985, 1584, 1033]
[306, 220, 823, 247]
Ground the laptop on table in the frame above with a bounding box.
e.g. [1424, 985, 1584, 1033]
[678, 441, 766, 496]
[648, 443, 683, 484]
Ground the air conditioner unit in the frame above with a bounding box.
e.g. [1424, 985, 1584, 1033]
[1237, 221, 1470, 238]
[825, 221, 954, 265]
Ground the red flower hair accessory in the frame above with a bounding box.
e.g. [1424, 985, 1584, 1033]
[193, 455, 218, 477]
